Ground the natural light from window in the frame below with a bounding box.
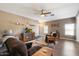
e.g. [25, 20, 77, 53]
[65, 24, 75, 36]
[44, 25, 48, 34]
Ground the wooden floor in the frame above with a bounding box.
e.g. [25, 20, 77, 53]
[36, 36, 79, 56]
[54, 39, 79, 56]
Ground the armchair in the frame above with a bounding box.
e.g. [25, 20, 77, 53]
[45, 33, 59, 45]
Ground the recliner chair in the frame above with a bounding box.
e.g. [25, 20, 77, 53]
[1, 30, 42, 56]
[4, 38, 28, 56]
[3, 37, 41, 56]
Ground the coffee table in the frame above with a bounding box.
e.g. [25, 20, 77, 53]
[25, 40, 47, 47]
[32, 47, 55, 56]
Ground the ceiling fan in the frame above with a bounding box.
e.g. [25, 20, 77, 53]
[40, 9, 54, 17]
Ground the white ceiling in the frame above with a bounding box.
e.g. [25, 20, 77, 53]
[0, 3, 79, 22]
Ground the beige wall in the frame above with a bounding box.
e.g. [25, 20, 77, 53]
[43, 17, 76, 39]
[76, 13, 79, 42]
[0, 10, 39, 37]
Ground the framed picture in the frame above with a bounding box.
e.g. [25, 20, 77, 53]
[51, 23, 59, 27]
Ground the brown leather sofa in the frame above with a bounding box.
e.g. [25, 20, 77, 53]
[0, 30, 42, 56]
[3, 37, 41, 56]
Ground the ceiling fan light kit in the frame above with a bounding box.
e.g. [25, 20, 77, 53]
[41, 14, 45, 17]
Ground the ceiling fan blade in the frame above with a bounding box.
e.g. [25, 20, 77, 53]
[41, 9, 44, 14]
[47, 12, 51, 14]
[51, 14, 54, 16]
[43, 12, 51, 14]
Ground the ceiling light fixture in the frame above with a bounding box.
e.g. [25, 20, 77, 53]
[41, 14, 45, 17]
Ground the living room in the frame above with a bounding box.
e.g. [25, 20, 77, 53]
[0, 3, 79, 56]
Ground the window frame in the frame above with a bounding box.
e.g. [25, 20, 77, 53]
[64, 23, 75, 36]
[44, 25, 48, 34]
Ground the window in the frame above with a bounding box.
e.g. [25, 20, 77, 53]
[65, 24, 75, 35]
[44, 25, 48, 33]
